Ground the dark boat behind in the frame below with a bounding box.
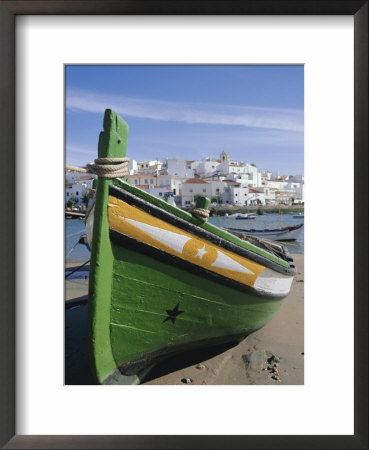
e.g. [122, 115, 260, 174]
[224, 223, 303, 242]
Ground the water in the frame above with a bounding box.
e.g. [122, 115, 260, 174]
[65, 219, 90, 262]
[208, 214, 304, 255]
[65, 213, 304, 262]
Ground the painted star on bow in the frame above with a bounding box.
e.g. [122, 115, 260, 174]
[163, 303, 184, 324]
[195, 245, 208, 259]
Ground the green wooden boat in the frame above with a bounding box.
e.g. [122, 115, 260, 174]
[85, 109, 296, 384]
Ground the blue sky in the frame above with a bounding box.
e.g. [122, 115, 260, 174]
[66, 65, 304, 175]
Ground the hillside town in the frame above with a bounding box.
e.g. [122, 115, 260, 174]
[65, 149, 304, 210]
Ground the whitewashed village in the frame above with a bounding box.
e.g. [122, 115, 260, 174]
[65, 149, 304, 211]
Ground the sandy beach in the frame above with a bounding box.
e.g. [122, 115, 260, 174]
[65, 254, 304, 385]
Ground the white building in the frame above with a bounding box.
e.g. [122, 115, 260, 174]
[264, 179, 304, 204]
[252, 187, 276, 205]
[192, 157, 220, 177]
[166, 157, 194, 178]
[286, 182, 304, 202]
[136, 159, 163, 173]
[156, 174, 185, 197]
[218, 150, 261, 186]
[126, 174, 156, 188]
[264, 179, 287, 190]
[65, 175, 95, 207]
[261, 170, 273, 181]
[226, 171, 260, 188]
[205, 180, 227, 199]
[219, 181, 239, 204]
[128, 159, 138, 175]
[246, 189, 266, 206]
[147, 186, 175, 200]
[220, 182, 266, 206]
[228, 186, 250, 205]
[181, 178, 212, 206]
[65, 169, 96, 185]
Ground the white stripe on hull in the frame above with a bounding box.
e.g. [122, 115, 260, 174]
[123, 216, 192, 254]
[211, 250, 254, 274]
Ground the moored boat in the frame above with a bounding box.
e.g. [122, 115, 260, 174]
[85, 109, 296, 385]
[234, 213, 257, 220]
[224, 223, 303, 242]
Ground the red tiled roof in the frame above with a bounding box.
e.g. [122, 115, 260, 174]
[184, 178, 208, 184]
[223, 180, 238, 184]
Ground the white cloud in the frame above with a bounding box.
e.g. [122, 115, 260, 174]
[66, 89, 303, 132]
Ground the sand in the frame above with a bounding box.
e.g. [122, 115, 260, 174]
[65, 254, 304, 385]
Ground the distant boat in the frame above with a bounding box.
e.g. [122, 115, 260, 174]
[293, 214, 304, 219]
[234, 213, 257, 220]
[225, 224, 303, 241]
[84, 109, 297, 385]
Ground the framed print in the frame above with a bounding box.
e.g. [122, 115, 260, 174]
[0, 1, 367, 449]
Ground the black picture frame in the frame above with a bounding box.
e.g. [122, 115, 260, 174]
[0, 1, 367, 449]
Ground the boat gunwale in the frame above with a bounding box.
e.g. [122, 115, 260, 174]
[108, 183, 295, 276]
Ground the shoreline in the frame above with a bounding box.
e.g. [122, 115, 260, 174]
[65, 254, 304, 385]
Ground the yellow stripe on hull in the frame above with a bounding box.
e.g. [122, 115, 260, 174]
[108, 196, 266, 289]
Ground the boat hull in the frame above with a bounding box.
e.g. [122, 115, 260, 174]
[87, 183, 294, 383]
[86, 109, 296, 384]
[225, 224, 303, 241]
[108, 237, 284, 377]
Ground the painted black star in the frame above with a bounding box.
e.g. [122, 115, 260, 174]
[162, 303, 184, 324]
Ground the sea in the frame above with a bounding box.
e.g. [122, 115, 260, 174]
[66, 213, 304, 263]
[65, 218, 91, 263]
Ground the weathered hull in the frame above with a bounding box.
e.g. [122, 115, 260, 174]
[86, 110, 296, 385]
[225, 224, 303, 241]
[108, 217, 284, 377]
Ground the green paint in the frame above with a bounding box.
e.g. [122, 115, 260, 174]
[87, 109, 129, 384]
[195, 195, 210, 210]
[88, 109, 292, 384]
[109, 243, 282, 369]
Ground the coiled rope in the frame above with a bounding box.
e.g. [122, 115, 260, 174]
[189, 207, 209, 222]
[66, 157, 130, 179]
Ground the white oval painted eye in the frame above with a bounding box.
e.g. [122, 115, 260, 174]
[254, 268, 294, 297]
